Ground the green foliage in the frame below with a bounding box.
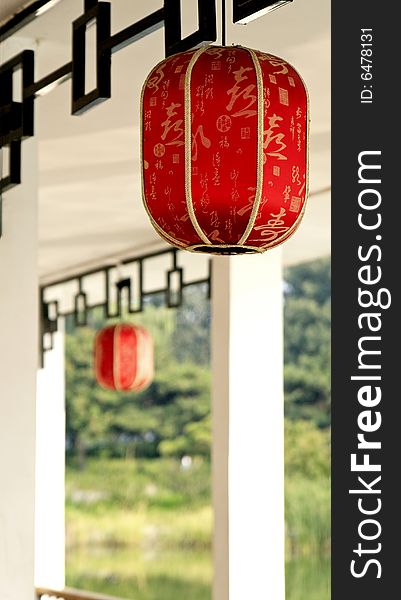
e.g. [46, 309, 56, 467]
[172, 285, 211, 365]
[285, 419, 330, 480]
[66, 458, 211, 512]
[284, 419, 330, 558]
[284, 257, 331, 427]
[284, 257, 331, 305]
[285, 476, 330, 557]
[65, 327, 118, 462]
[284, 360, 331, 427]
[65, 257, 331, 463]
[284, 419, 330, 559]
[286, 559, 330, 600]
[65, 454, 329, 559]
[65, 259, 332, 600]
[65, 296, 211, 462]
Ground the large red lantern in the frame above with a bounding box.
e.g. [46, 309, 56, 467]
[141, 45, 309, 254]
[94, 324, 154, 392]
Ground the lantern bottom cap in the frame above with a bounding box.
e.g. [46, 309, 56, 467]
[188, 243, 263, 255]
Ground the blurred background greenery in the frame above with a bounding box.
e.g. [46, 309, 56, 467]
[65, 256, 330, 599]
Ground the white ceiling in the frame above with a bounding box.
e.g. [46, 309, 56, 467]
[1, 0, 330, 281]
[0, 0, 29, 24]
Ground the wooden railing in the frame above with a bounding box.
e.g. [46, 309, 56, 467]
[36, 587, 129, 600]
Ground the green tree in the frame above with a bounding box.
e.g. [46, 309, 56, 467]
[65, 327, 120, 466]
[285, 257, 331, 305]
[172, 285, 211, 365]
[65, 258, 332, 466]
[285, 419, 330, 479]
[284, 257, 331, 427]
[150, 363, 211, 457]
[65, 299, 211, 463]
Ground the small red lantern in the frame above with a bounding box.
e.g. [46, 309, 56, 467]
[141, 45, 309, 254]
[94, 324, 154, 391]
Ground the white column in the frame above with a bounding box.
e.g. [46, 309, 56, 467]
[35, 330, 66, 590]
[0, 132, 38, 599]
[212, 250, 285, 600]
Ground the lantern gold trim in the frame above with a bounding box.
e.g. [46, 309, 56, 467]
[184, 45, 212, 245]
[139, 55, 187, 249]
[260, 59, 311, 251]
[113, 323, 122, 391]
[237, 47, 265, 246]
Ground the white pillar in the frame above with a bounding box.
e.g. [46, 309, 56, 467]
[212, 250, 285, 600]
[35, 330, 66, 590]
[0, 132, 38, 599]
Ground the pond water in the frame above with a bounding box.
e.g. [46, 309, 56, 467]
[66, 548, 330, 600]
[286, 558, 330, 600]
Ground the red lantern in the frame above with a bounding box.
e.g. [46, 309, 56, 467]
[94, 324, 154, 391]
[141, 45, 309, 255]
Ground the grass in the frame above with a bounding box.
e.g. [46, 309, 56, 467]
[66, 457, 330, 600]
[66, 457, 212, 552]
[285, 476, 331, 557]
[66, 456, 210, 512]
[66, 505, 212, 551]
[66, 459, 213, 599]
[66, 457, 330, 558]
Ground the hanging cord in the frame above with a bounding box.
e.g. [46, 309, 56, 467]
[115, 261, 127, 321]
[0, 149, 3, 238]
[222, 0, 226, 46]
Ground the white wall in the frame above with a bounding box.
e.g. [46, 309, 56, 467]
[35, 331, 65, 590]
[0, 36, 39, 598]
[0, 132, 38, 599]
[212, 250, 285, 600]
